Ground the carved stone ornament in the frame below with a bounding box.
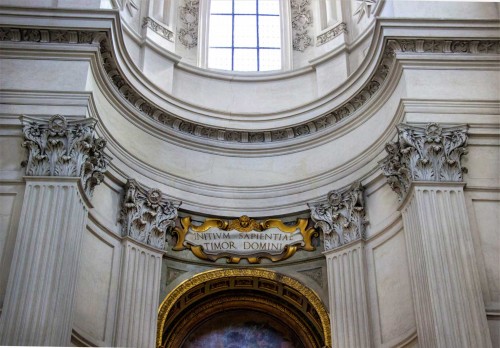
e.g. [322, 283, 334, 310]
[119, 179, 181, 250]
[21, 114, 110, 197]
[291, 0, 313, 52]
[3, 26, 498, 144]
[177, 0, 199, 48]
[353, 0, 376, 23]
[143, 17, 174, 42]
[308, 182, 368, 251]
[317, 22, 347, 46]
[380, 123, 469, 199]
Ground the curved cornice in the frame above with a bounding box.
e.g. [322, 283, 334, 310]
[1, 23, 498, 148]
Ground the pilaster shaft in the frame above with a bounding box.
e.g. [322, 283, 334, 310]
[325, 241, 371, 348]
[401, 183, 491, 347]
[114, 239, 163, 348]
[0, 178, 88, 345]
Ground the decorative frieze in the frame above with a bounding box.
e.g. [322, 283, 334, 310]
[308, 182, 368, 251]
[143, 17, 174, 42]
[177, 0, 199, 48]
[291, 0, 313, 52]
[20, 114, 109, 197]
[317, 22, 347, 46]
[380, 123, 468, 199]
[3, 26, 498, 144]
[119, 179, 180, 250]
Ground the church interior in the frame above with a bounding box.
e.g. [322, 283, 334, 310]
[0, 0, 499, 347]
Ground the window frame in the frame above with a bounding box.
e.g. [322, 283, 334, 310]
[198, 0, 292, 72]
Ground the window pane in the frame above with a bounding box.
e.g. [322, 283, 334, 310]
[234, 49, 257, 71]
[234, 15, 257, 47]
[259, 49, 281, 71]
[258, 15, 280, 47]
[258, 0, 279, 15]
[209, 15, 232, 47]
[234, 0, 256, 14]
[210, 0, 232, 14]
[208, 48, 233, 70]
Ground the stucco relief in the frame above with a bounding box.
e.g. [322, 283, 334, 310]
[119, 179, 181, 249]
[143, 17, 174, 42]
[380, 123, 469, 199]
[291, 0, 313, 51]
[317, 22, 347, 46]
[178, 0, 199, 48]
[308, 182, 368, 251]
[20, 114, 109, 197]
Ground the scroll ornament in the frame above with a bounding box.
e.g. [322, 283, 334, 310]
[380, 123, 468, 199]
[21, 114, 110, 197]
[119, 179, 181, 250]
[308, 182, 368, 251]
[172, 215, 318, 263]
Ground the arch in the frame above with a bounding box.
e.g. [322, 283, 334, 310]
[157, 268, 331, 347]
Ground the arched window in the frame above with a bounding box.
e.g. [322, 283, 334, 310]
[199, 0, 292, 72]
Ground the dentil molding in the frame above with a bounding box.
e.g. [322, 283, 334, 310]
[308, 182, 368, 251]
[20, 114, 110, 198]
[119, 179, 181, 250]
[380, 122, 469, 200]
[1, 27, 498, 144]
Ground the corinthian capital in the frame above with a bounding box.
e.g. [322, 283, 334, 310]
[21, 114, 110, 197]
[308, 182, 368, 251]
[119, 179, 181, 250]
[380, 123, 468, 199]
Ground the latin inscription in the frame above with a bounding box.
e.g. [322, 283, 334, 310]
[184, 227, 304, 256]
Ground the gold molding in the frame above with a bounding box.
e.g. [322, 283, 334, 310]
[157, 268, 331, 348]
[172, 215, 318, 263]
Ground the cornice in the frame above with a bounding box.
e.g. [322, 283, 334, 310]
[1, 14, 499, 147]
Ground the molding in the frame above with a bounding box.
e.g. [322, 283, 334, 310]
[316, 22, 347, 46]
[1, 26, 498, 144]
[142, 17, 174, 42]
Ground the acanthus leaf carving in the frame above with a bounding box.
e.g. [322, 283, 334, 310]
[21, 114, 110, 198]
[119, 179, 181, 250]
[308, 182, 368, 251]
[380, 123, 469, 199]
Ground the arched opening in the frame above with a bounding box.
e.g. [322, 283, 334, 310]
[157, 269, 331, 347]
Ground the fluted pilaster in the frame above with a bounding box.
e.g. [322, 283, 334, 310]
[382, 123, 491, 347]
[114, 179, 180, 347]
[0, 178, 88, 345]
[401, 183, 491, 347]
[309, 182, 371, 347]
[114, 239, 163, 348]
[325, 241, 371, 348]
[0, 114, 109, 346]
